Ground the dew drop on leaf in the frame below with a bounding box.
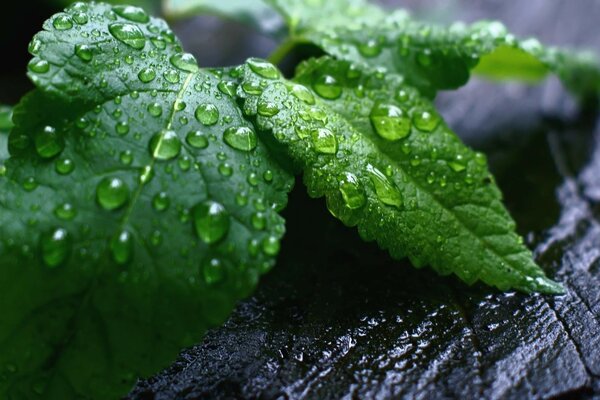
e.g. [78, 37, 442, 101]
[251, 212, 266, 230]
[108, 23, 146, 49]
[110, 230, 133, 265]
[40, 227, 71, 267]
[223, 126, 257, 152]
[203, 258, 225, 284]
[169, 53, 199, 73]
[138, 67, 156, 83]
[120, 150, 133, 165]
[192, 201, 230, 244]
[163, 69, 180, 84]
[312, 75, 342, 99]
[35, 125, 64, 159]
[55, 158, 75, 175]
[28, 58, 50, 74]
[338, 172, 366, 209]
[369, 103, 411, 141]
[72, 11, 89, 25]
[149, 129, 181, 160]
[112, 5, 149, 23]
[367, 164, 402, 207]
[246, 58, 280, 79]
[217, 81, 237, 96]
[53, 14, 73, 30]
[311, 128, 338, 154]
[257, 100, 280, 117]
[147, 102, 162, 117]
[54, 203, 77, 220]
[22, 177, 38, 192]
[96, 177, 129, 210]
[357, 39, 382, 58]
[186, 130, 208, 149]
[152, 192, 170, 211]
[262, 235, 280, 256]
[412, 108, 440, 132]
[195, 103, 219, 125]
[290, 84, 316, 105]
[74, 44, 93, 62]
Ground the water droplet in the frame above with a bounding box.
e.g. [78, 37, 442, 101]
[23, 177, 38, 191]
[367, 164, 401, 207]
[147, 102, 162, 117]
[262, 235, 280, 256]
[179, 155, 191, 171]
[357, 39, 382, 57]
[96, 177, 129, 210]
[312, 75, 342, 100]
[74, 44, 93, 62]
[241, 81, 263, 95]
[55, 158, 75, 175]
[110, 230, 133, 265]
[54, 203, 76, 220]
[116, 121, 130, 135]
[203, 258, 225, 284]
[120, 150, 133, 165]
[72, 11, 89, 25]
[448, 154, 466, 172]
[257, 99, 280, 117]
[150, 230, 162, 246]
[28, 58, 50, 74]
[370, 103, 411, 141]
[109, 23, 146, 49]
[311, 128, 337, 154]
[263, 170, 273, 182]
[170, 53, 199, 73]
[138, 67, 156, 83]
[247, 58, 280, 79]
[338, 172, 366, 209]
[40, 228, 70, 267]
[290, 84, 315, 105]
[163, 69, 180, 84]
[218, 163, 233, 176]
[53, 14, 73, 30]
[217, 81, 237, 96]
[195, 103, 219, 125]
[193, 201, 230, 244]
[139, 165, 154, 184]
[29, 38, 42, 55]
[223, 126, 257, 152]
[251, 212, 266, 230]
[412, 109, 440, 132]
[153, 192, 170, 211]
[35, 125, 64, 158]
[186, 130, 209, 149]
[112, 5, 149, 23]
[149, 129, 181, 160]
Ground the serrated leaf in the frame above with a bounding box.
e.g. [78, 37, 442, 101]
[163, 0, 285, 36]
[1, 3, 292, 399]
[267, 1, 600, 97]
[235, 56, 563, 294]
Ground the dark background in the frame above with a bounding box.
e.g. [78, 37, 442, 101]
[5, 1, 600, 399]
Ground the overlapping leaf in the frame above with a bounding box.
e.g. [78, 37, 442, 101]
[0, 3, 292, 399]
[234, 56, 563, 293]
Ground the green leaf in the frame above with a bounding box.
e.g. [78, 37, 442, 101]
[235, 56, 563, 294]
[2, 3, 292, 399]
[0, 106, 12, 161]
[163, 0, 285, 36]
[269, 1, 600, 97]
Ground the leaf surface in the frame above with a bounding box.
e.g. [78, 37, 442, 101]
[235, 56, 562, 293]
[1, 3, 292, 399]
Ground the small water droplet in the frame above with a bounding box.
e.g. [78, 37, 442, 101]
[116, 121, 130, 135]
[247, 58, 280, 79]
[109, 23, 146, 49]
[262, 235, 280, 256]
[257, 99, 280, 117]
[367, 164, 401, 207]
[412, 108, 440, 132]
[138, 67, 156, 83]
[186, 130, 209, 149]
[110, 230, 133, 265]
[74, 44, 93, 62]
[311, 128, 337, 154]
[112, 5, 149, 23]
[54, 202, 76, 220]
[203, 258, 225, 284]
[251, 212, 266, 230]
[338, 172, 366, 209]
[152, 192, 170, 211]
[290, 84, 315, 105]
[147, 102, 162, 117]
[120, 150, 133, 165]
[195, 103, 219, 126]
[55, 158, 75, 175]
[40, 228, 71, 267]
[170, 53, 199, 73]
[312, 75, 342, 100]
[35, 125, 64, 158]
[357, 39, 382, 57]
[72, 11, 89, 25]
[193, 201, 230, 244]
[23, 177, 38, 191]
[370, 103, 411, 141]
[241, 81, 263, 95]
[448, 154, 466, 172]
[217, 81, 237, 96]
[96, 177, 129, 210]
[149, 129, 181, 160]
[223, 126, 257, 152]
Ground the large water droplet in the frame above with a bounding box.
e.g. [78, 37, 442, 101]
[247, 58, 280, 79]
[311, 128, 337, 154]
[163, 69, 180, 84]
[74, 44, 93, 62]
[149, 129, 181, 160]
[109, 23, 146, 49]
[217, 81, 237, 96]
[28, 58, 50, 74]
[195, 103, 219, 126]
[53, 14, 73, 30]
[257, 99, 280, 117]
[193, 201, 230, 244]
[35, 125, 64, 158]
[110, 230, 133, 265]
[147, 102, 162, 117]
[290, 84, 315, 105]
[96, 177, 129, 210]
[40, 228, 70, 267]
[312, 75, 342, 100]
[223, 126, 257, 152]
[262, 235, 280, 256]
[370, 103, 411, 141]
[112, 5, 149, 23]
[170, 53, 199, 73]
[338, 172, 366, 209]
[412, 108, 440, 132]
[138, 67, 156, 83]
[367, 164, 401, 207]
[186, 130, 209, 149]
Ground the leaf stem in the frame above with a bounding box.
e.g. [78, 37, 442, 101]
[267, 36, 303, 65]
